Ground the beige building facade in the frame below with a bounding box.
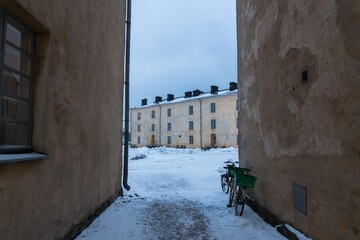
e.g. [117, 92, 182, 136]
[0, 1, 125, 239]
[131, 84, 238, 149]
[236, 1, 360, 240]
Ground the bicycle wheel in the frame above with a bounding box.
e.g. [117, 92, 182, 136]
[221, 175, 229, 193]
[227, 180, 236, 207]
[235, 186, 245, 216]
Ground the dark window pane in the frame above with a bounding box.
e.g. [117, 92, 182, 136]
[1, 97, 28, 121]
[3, 69, 29, 98]
[5, 44, 31, 75]
[6, 23, 32, 53]
[0, 122, 28, 145]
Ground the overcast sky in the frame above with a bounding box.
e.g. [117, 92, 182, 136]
[130, 0, 237, 108]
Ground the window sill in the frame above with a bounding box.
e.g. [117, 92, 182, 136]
[0, 152, 48, 164]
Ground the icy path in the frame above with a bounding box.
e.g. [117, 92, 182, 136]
[76, 147, 286, 240]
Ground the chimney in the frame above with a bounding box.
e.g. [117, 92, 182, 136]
[229, 82, 237, 91]
[193, 89, 203, 97]
[167, 94, 174, 101]
[185, 91, 192, 98]
[155, 96, 162, 104]
[211, 85, 218, 94]
[141, 98, 147, 106]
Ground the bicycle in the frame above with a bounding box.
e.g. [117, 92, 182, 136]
[227, 167, 257, 216]
[220, 160, 238, 193]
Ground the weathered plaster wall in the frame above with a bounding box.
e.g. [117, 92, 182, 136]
[0, 0, 125, 239]
[237, 1, 360, 239]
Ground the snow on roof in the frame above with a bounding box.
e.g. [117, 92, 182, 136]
[132, 89, 237, 109]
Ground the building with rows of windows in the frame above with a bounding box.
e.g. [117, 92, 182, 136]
[130, 83, 238, 149]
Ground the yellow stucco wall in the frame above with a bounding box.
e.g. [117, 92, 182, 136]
[0, 1, 125, 239]
[131, 91, 238, 149]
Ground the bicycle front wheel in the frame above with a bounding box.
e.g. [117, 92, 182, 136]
[235, 186, 245, 216]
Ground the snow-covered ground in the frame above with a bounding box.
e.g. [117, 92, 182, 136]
[76, 147, 308, 240]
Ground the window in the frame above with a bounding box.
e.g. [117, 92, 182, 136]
[0, 13, 36, 153]
[189, 135, 194, 144]
[167, 122, 171, 131]
[189, 121, 193, 130]
[189, 105, 193, 115]
[137, 112, 141, 120]
[151, 110, 155, 118]
[151, 124, 155, 132]
[137, 125, 141, 132]
[167, 108, 171, 117]
[137, 137, 141, 144]
[210, 102, 216, 113]
[211, 119, 216, 129]
[167, 136, 171, 144]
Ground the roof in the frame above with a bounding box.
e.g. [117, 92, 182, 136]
[131, 89, 238, 110]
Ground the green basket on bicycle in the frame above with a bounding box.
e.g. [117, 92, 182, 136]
[234, 170, 257, 188]
[228, 166, 250, 179]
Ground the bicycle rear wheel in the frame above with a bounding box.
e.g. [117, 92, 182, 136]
[235, 186, 245, 216]
[221, 175, 229, 193]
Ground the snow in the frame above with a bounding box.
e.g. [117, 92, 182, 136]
[76, 147, 288, 240]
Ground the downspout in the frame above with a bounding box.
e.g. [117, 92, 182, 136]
[158, 105, 162, 145]
[123, 0, 131, 191]
[199, 99, 203, 149]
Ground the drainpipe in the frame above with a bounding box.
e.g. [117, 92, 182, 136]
[199, 99, 203, 149]
[123, 0, 132, 191]
[158, 105, 162, 145]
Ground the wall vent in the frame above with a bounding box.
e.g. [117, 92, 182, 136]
[293, 183, 307, 215]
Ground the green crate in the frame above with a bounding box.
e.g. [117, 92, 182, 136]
[228, 166, 249, 179]
[235, 172, 257, 188]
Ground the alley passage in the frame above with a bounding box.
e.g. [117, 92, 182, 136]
[76, 147, 286, 240]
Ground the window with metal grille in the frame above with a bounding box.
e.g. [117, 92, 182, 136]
[137, 125, 141, 132]
[167, 136, 171, 144]
[151, 124, 155, 132]
[151, 110, 155, 118]
[137, 112, 141, 120]
[167, 108, 171, 117]
[189, 135, 193, 144]
[0, 11, 35, 153]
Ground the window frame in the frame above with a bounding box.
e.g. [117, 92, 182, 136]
[167, 122, 171, 131]
[0, 11, 36, 154]
[189, 121, 193, 130]
[189, 135, 194, 145]
[211, 119, 216, 129]
[151, 123, 155, 132]
[151, 110, 155, 118]
[189, 105, 193, 115]
[167, 108, 171, 117]
[210, 102, 216, 113]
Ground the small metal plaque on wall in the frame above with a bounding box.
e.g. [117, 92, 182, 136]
[293, 183, 307, 215]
